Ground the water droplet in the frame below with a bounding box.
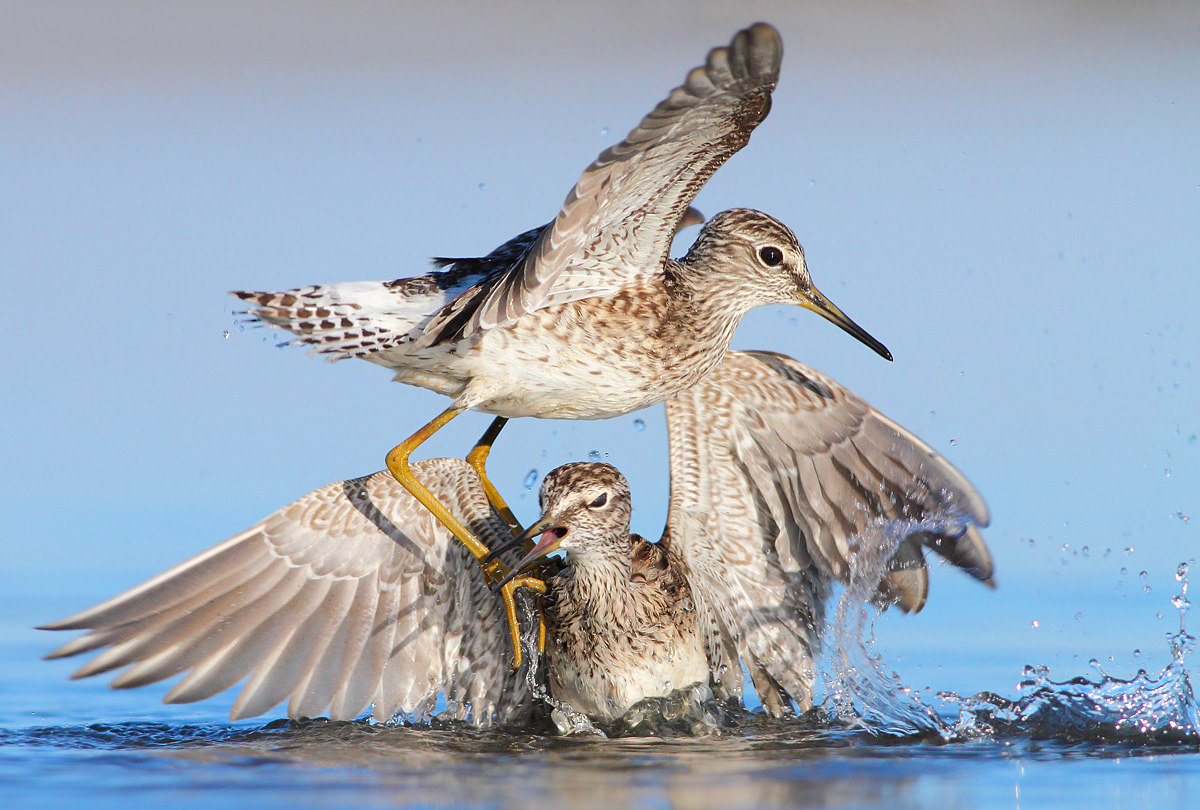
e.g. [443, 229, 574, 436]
[949, 438, 958, 446]
[1176, 562, 1190, 582]
[477, 182, 487, 191]
[808, 178, 816, 186]
[1165, 468, 1172, 478]
[1073, 611, 1083, 621]
[1143, 585, 1152, 593]
[929, 410, 937, 418]
[1178, 512, 1191, 523]
[588, 450, 601, 461]
[1139, 571, 1149, 580]
[632, 419, 645, 432]
[222, 330, 230, 339]
[600, 127, 610, 136]
[1031, 620, 1039, 628]
[1133, 649, 1142, 657]
[1188, 434, 1197, 444]
[1081, 546, 1090, 557]
[1120, 567, 1128, 576]
[522, 469, 537, 489]
[1088, 658, 1100, 668]
[1125, 546, 1135, 555]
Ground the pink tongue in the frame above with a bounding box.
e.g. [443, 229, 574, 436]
[539, 529, 559, 546]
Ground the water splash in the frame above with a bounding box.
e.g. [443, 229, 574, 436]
[820, 548, 1200, 745]
[939, 632, 1198, 743]
[605, 684, 726, 737]
[516, 595, 601, 737]
[819, 517, 952, 738]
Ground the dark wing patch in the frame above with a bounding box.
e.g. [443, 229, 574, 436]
[422, 224, 548, 347]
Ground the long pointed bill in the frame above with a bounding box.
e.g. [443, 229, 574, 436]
[495, 519, 563, 589]
[798, 285, 893, 361]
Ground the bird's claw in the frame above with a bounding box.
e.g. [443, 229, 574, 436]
[500, 574, 547, 669]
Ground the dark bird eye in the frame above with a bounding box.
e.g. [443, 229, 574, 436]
[759, 246, 784, 266]
[589, 493, 608, 509]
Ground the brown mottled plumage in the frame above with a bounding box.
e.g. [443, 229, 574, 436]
[514, 464, 708, 721]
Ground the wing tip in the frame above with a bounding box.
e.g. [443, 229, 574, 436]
[954, 525, 996, 584]
[741, 22, 782, 52]
[734, 22, 783, 76]
[36, 612, 99, 633]
[36, 619, 73, 633]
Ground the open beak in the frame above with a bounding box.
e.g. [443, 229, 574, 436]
[798, 284, 892, 361]
[495, 518, 565, 590]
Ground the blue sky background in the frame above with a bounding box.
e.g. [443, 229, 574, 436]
[2, 1, 1198, 706]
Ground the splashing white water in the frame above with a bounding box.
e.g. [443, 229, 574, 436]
[821, 542, 1200, 744]
[516, 594, 603, 736]
[820, 517, 954, 738]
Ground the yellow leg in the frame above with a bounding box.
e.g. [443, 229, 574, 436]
[385, 406, 544, 668]
[385, 407, 497, 569]
[465, 417, 524, 536]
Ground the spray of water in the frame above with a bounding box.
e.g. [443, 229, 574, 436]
[820, 541, 1200, 744]
[515, 594, 602, 736]
[819, 517, 954, 738]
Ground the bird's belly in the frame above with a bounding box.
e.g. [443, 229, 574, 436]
[460, 333, 681, 417]
[548, 634, 710, 721]
[387, 296, 725, 419]
[384, 345, 666, 418]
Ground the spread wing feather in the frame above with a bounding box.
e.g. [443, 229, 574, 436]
[663, 350, 992, 714]
[40, 459, 531, 725]
[432, 23, 783, 342]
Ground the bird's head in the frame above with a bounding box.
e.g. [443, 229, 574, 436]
[684, 208, 892, 361]
[497, 463, 632, 585]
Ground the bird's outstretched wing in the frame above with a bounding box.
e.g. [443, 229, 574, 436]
[427, 23, 782, 343]
[40, 459, 530, 725]
[662, 350, 992, 714]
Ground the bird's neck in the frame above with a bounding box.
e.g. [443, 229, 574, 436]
[558, 532, 635, 607]
[661, 259, 753, 367]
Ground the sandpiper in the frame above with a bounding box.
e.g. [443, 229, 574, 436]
[232, 24, 892, 657]
[503, 462, 709, 723]
[42, 351, 989, 724]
